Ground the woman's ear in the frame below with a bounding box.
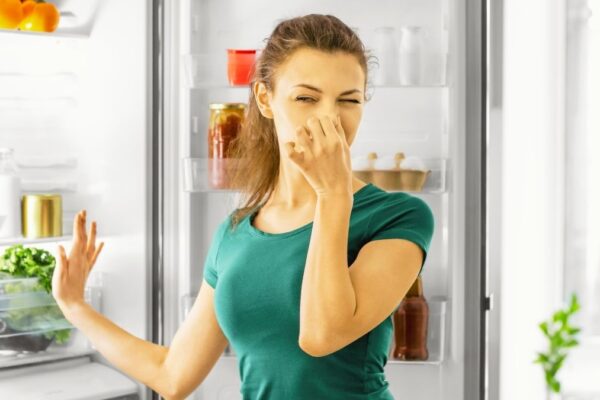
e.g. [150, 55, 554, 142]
[253, 81, 274, 119]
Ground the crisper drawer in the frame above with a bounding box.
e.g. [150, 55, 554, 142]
[0, 272, 101, 367]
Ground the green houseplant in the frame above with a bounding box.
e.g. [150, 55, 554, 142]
[0, 244, 72, 352]
[533, 292, 582, 400]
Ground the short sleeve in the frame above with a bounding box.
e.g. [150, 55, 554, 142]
[203, 214, 232, 289]
[365, 194, 435, 276]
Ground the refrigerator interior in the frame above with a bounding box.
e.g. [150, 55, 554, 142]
[0, 0, 152, 399]
[163, 0, 468, 399]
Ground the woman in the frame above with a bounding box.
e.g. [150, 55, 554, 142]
[52, 14, 434, 400]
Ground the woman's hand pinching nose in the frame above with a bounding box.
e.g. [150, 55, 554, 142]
[284, 115, 353, 198]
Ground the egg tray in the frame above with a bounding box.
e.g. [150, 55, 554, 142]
[353, 169, 431, 191]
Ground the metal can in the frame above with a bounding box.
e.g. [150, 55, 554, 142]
[21, 194, 62, 238]
[207, 103, 246, 189]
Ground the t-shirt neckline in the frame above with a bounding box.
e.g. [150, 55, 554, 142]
[245, 183, 374, 239]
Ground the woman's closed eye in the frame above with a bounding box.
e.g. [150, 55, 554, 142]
[295, 96, 361, 104]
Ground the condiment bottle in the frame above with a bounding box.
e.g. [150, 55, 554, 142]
[392, 275, 429, 360]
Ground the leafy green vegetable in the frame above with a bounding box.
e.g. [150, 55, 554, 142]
[533, 292, 582, 394]
[0, 244, 72, 345]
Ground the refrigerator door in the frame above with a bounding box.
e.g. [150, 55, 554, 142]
[157, 0, 488, 399]
[0, 1, 155, 399]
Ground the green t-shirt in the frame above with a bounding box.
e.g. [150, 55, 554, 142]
[203, 182, 434, 400]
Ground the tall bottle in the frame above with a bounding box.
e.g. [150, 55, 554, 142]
[392, 275, 429, 360]
[0, 148, 22, 239]
[398, 26, 426, 85]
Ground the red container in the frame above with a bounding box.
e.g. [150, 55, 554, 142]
[227, 49, 257, 86]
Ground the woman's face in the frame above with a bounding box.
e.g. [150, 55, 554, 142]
[254, 47, 366, 149]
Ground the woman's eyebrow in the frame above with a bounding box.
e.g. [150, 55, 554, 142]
[292, 83, 362, 96]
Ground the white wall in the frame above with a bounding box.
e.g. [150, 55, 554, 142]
[500, 0, 566, 398]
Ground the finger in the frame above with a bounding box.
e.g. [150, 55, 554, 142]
[305, 116, 327, 146]
[294, 125, 314, 153]
[86, 221, 97, 260]
[58, 245, 68, 276]
[89, 242, 104, 273]
[320, 116, 341, 145]
[285, 141, 304, 164]
[80, 209, 88, 247]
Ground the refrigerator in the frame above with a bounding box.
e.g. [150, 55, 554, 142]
[0, 0, 489, 399]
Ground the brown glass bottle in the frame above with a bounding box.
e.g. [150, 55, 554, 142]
[392, 275, 429, 361]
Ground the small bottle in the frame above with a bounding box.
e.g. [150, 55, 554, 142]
[392, 276, 429, 360]
[0, 148, 22, 239]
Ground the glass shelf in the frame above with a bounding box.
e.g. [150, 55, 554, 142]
[181, 157, 447, 194]
[182, 53, 449, 90]
[0, 10, 90, 39]
[0, 235, 73, 248]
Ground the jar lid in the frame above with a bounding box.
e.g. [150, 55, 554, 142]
[22, 194, 62, 200]
[209, 103, 247, 110]
[227, 49, 257, 54]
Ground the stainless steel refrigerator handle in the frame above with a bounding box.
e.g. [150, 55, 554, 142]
[490, 0, 503, 108]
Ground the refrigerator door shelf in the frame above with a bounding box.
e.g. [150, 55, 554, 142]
[183, 52, 448, 89]
[215, 298, 447, 365]
[182, 157, 447, 194]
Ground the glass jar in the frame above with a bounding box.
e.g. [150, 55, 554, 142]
[207, 103, 246, 189]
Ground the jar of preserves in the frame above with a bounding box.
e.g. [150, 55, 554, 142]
[207, 103, 246, 189]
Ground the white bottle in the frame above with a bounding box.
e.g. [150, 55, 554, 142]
[0, 148, 22, 239]
[399, 26, 426, 85]
[373, 26, 400, 85]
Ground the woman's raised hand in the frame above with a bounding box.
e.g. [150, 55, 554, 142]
[52, 209, 105, 311]
[284, 115, 354, 199]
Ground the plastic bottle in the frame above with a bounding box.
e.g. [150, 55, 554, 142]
[392, 275, 429, 360]
[399, 26, 426, 85]
[0, 148, 22, 239]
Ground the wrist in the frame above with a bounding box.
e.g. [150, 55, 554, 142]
[316, 193, 353, 209]
[60, 300, 90, 322]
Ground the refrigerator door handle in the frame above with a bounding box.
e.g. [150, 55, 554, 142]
[484, 292, 494, 311]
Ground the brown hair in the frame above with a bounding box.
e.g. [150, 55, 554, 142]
[227, 14, 376, 231]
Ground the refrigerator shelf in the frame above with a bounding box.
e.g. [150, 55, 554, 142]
[183, 53, 449, 90]
[15, 155, 78, 169]
[182, 157, 447, 194]
[0, 11, 90, 39]
[20, 179, 78, 193]
[0, 235, 73, 248]
[184, 295, 446, 365]
[0, 347, 95, 369]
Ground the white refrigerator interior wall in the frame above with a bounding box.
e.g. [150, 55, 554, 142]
[0, 1, 152, 398]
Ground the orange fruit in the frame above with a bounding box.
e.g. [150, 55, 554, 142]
[18, 2, 59, 32]
[0, 0, 23, 29]
[20, 0, 35, 18]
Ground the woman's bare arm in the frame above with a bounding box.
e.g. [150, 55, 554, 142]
[64, 279, 227, 399]
[162, 279, 229, 399]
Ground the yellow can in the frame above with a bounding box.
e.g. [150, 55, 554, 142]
[21, 194, 62, 238]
